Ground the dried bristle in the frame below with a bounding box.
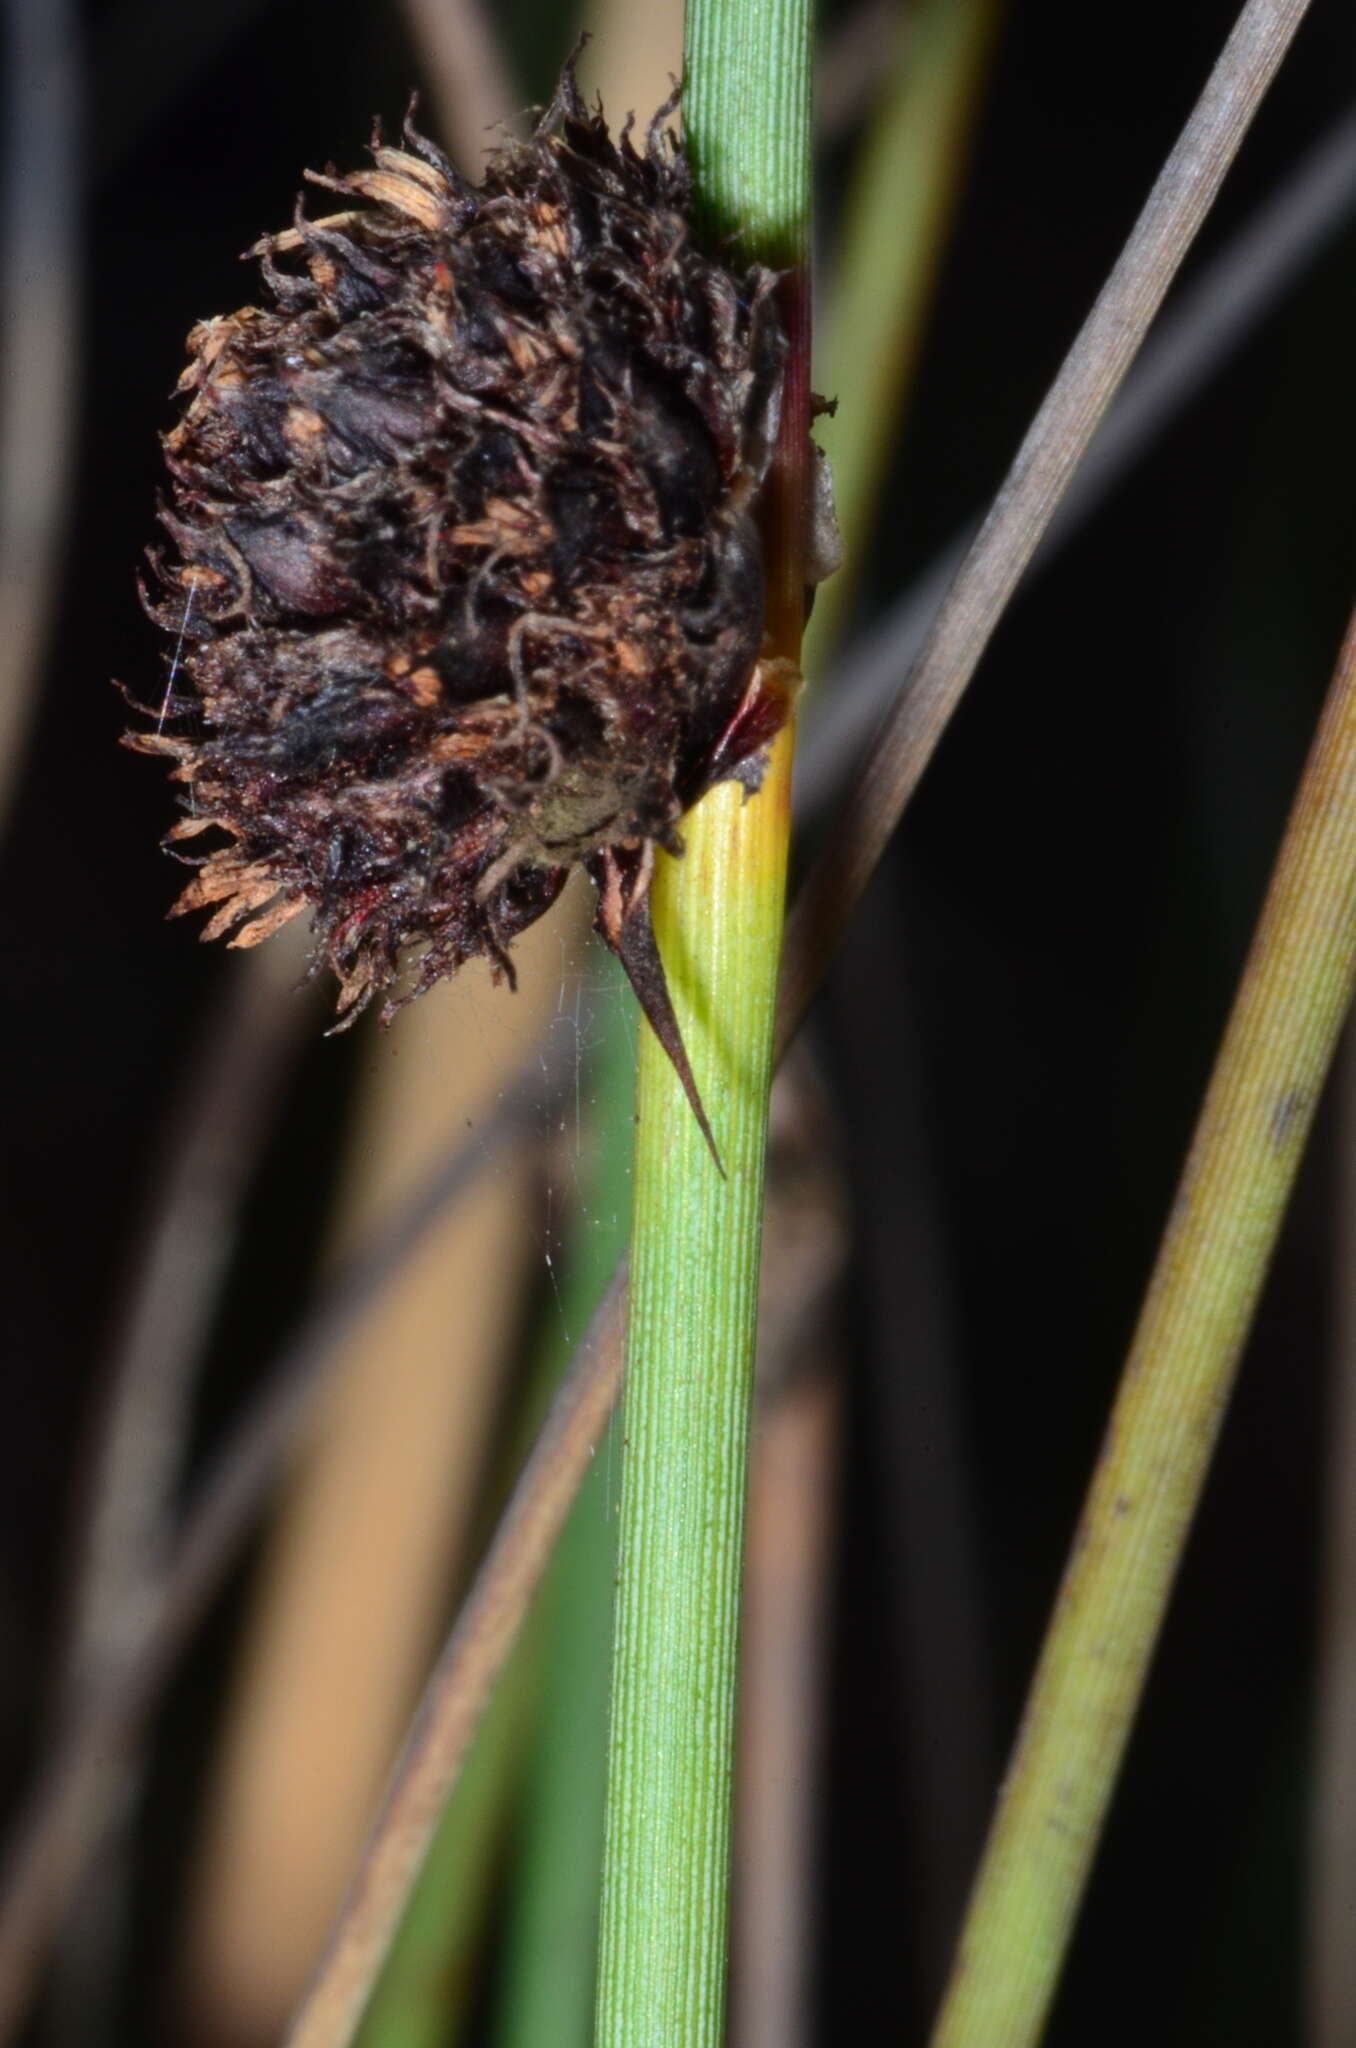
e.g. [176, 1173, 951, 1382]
[130, 59, 788, 1057]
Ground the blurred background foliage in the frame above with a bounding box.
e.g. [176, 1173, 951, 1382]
[1, 0, 1355, 2042]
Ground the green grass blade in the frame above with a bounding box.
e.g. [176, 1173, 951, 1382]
[803, 0, 1001, 670]
[360, 977, 636, 2048]
[493, 989, 635, 2048]
[354, 1633, 534, 2048]
[931, 597, 1356, 2044]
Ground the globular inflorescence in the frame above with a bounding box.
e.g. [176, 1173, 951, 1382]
[130, 62, 795, 1144]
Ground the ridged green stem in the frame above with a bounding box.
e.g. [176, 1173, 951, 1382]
[593, 2, 811, 2041]
[594, 739, 794, 2048]
[932, 595, 1356, 2045]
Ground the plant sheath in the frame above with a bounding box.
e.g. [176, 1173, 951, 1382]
[932, 593, 1356, 2045]
[593, 1, 811, 2042]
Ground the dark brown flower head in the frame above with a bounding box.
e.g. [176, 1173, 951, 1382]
[128, 60, 795, 1154]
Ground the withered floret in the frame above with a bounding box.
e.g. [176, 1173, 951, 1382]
[130, 61, 794, 1148]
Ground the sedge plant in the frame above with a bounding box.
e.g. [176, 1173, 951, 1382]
[7, 5, 1330, 2044]
[269, 8, 1316, 2044]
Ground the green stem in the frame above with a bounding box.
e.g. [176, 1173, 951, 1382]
[593, 2, 811, 2042]
[493, 987, 634, 2048]
[931, 594, 1356, 2045]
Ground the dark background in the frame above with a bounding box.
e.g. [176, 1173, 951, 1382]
[2, 0, 1355, 2041]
